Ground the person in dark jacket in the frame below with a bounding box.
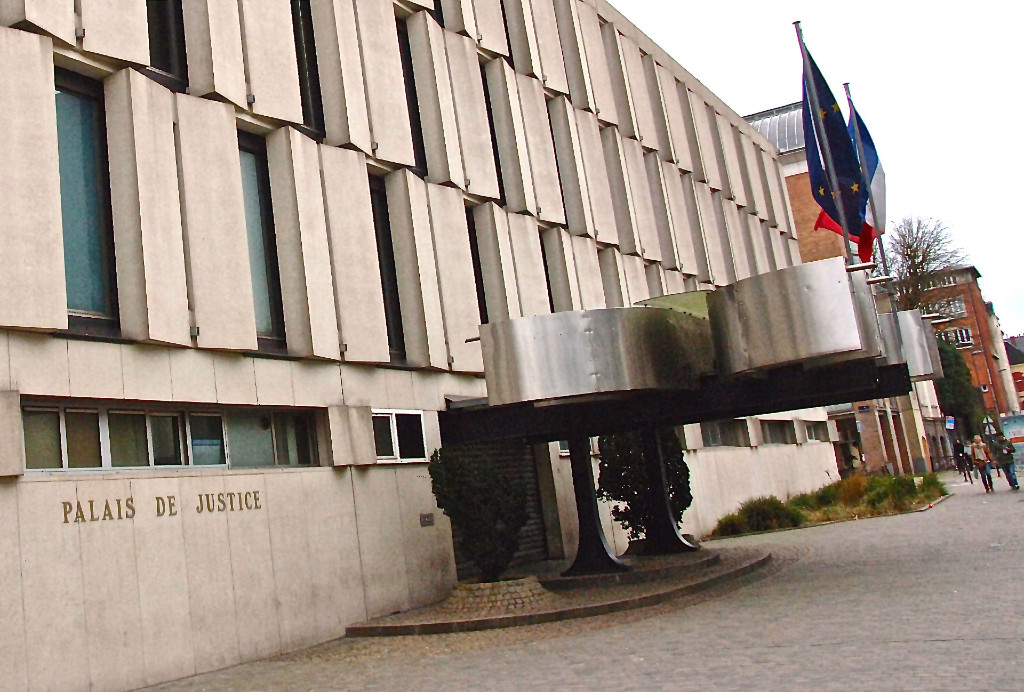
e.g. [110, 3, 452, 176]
[992, 433, 1018, 490]
[953, 438, 972, 483]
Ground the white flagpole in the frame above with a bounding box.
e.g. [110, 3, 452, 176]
[794, 22, 854, 265]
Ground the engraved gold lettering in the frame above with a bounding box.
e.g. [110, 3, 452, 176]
[253, 491, 261, 510]
[204, 494, 215, 513]
[74, 502, 86, 523]
[156, 496, 167, 517]
[228, 492, 237, 511]
[102, 500, 114, 521]
[116, 498, 123, 520]
[125, 496, 135, 519]
[168, 495, 177, 517]
[217, 493, 226, 511]
[195, 494, 204, 513]
[62, 501, 73, 524]
[88, 500, 99, 522]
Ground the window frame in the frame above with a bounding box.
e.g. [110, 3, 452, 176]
[371, 409, 428, 463]
[238, 131, 288, 353]
[290, 0, 326, 138]
[55, 68, 120, 338]
[804, 420, 830, 443]
[759, 419, 798, 445]
[368, 174, 407, 364]
[145, 0, 189, 91]
[701, 419, 751, 448]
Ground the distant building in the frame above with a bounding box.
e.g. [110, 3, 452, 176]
[1007, 339, 1024, 410]
[748, 101, 948, 473]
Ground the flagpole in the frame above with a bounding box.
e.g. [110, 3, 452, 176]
[793, 22, 854, 265]
[843, 83, 891, 285]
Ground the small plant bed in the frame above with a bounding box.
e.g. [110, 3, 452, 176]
[710, 473, 948, 538]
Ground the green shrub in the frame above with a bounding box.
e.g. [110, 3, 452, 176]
[814, 482, 841, 508]
[713, 513, 748, 537]
[737, 496, 803, 532]
[428, 445, 529, 582]
[787, 492, 818, 511]
[838, 475, 868, 506]
[597, 428, 692, 543]
[920, 473, 948, 499]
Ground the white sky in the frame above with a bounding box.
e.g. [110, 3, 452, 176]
[610, 0, 1024, 336]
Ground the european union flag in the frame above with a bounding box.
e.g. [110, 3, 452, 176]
[801, 51, 868, 252]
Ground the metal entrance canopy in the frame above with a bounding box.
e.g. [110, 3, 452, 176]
[439, 258, 934, 575]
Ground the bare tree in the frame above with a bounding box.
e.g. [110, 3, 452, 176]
[883, 216, 967, 312]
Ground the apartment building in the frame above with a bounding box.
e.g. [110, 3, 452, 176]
[0, 2, 853, 689]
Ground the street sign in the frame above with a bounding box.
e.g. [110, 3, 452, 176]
[945, 416, 955, 430]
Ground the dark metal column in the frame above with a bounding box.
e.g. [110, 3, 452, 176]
[639, 428, 700, 554]
[561, 435, 628, 576]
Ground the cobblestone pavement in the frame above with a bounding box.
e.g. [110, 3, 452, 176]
[149, 472, 1024, 691]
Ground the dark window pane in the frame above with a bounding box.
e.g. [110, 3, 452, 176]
[372, 414, 394, 458]
[396, 18, 427, 174]
[227, 412, 275, 467]
[66, 411, 101, 469]
[109, 412, 149, 467]
[274, 413, 316, 466]
[396, 413, 425, 459]
[146, 0, 188, 83]
[465, 206, 488, 325]
[56, 79, 115, 318]
[190, 415, 225, 466]
[239, 134, 285, 345]
[152, 415, 183, 465]
[291, 0, 325, 135]
[369, 176, 406, 362]
[23, 410, 62, 470]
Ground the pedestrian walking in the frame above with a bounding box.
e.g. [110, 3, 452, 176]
[991, 433, 1018, 490]
[970, 435, 994, 493]
[953, 438, 972, 483]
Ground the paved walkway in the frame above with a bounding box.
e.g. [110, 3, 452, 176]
[149, 472, 1024, 691]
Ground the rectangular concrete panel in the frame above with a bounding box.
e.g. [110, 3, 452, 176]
[385, 170, 448, 369]
[662, 166, 701, 277]
[472, 203, 521, 321]
[426, 184, 484, 373]
[576, 0, 616, 124]
[237, 0, 303, 122]
[507, 214, 551, 318]
[619, 34, 656, 149]
[645, 152, 679, 270]
[553, 0, 593, 110]
[688, 91, 722, 189]
[0, 28, 66, 331]
[0, 390, 24, 476]
[484, 58, 536, 215]
[741, 131, 769, 219]
[598, 246, 627, 308]
[529, 0, 568, 95]
[674, 81, 703, 177]
[621, 252, 649, 304]
[548, 97, 595, 237]
[601, 23, 636, 138]
[622, 137, 660, 262]
[723, 199, 755, 280]
[175, 94, 259, 352]
[645, 262, 665, 298]
[182, 0, 248, 107]
[541, 227, 581, 312]
[319, 147, 390, 364]
[694, 181, 732, 286]
[8, 332, 68, 397]
[18, 480, 89, 691]
[444, 31, 500, 199]
[77, 477, 147, 692]
[212, 353, 257, 405]
[440, 0, 476, 37]
[121, 344, 173, 402]
[352, 466, 411, 618]
[502, 0, 542, 78]
[571, 235, 605, 309]
[179, 474, 242, 674]
[254, 356, 295, 406]
[602, 127, 641, 255]
[717, 115, 747, 207]
[79, 0, 149, 64]
[757, 147, 779, 226]
[645, 59, 675, 162]
[68, 339, 124, 399]
[408, 11, 463, 187]
[310, 0, 372, 150]
[748, 213, 772, 275]
[471, 0, 508, 55]
[575, 109, 616, 244]
[105, 70, 191, 346]
[266, 128, 342, 360]
[0, 0, 75, 45]
[517, 73, 565, 224]
[395, 465, 456, 606]
[0, 482, 27, 686]
[353, 0, 415, 167]
[327, 404, 376, 465]
[291, 360, 343, 407]
[128, 475, 196, 687]
[169, 348, 218, 403]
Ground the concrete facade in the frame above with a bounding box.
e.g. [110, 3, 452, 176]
[1, 2, 836, 688]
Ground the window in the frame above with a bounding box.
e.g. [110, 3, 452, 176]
[943, 327, 972, 347]
[981, 384, 990, 393]
[238, 132, 286, 351]
[804, 421, 830, 442]
[701, 419, 750, 448]
[395, 17, 427, 174]
[146, 0, 188, 89]
[290, 0, 325, 137]
[55, 69, 118, 336]
[372, 410, 427, 461]
[948, 297, 967, 317]
[465, 205, 489, 324]
[760, 420, 797, 445]
[22, 404, 317, 470]
[369, 175, 406, 363]
[479, 62, 506, 206]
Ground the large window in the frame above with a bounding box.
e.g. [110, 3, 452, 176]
[55, 69, 118, 335]
[22, 403, 317, 471]
[290, 0, 325, 137]
[372, 410, 427, 462]
[701, 419, 751, 448]
[760, 420, 797, 445]
[369, 175, 406, 363]
[146, 0, 188, 89]
[804, 421, 830, 442]
[238, 132, 287, 351]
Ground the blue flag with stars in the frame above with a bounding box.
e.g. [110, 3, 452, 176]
[801, 51, 867, 244]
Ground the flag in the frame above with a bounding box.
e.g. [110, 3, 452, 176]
[801, 51, 871, 260]
[847, 106, 886, 235]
